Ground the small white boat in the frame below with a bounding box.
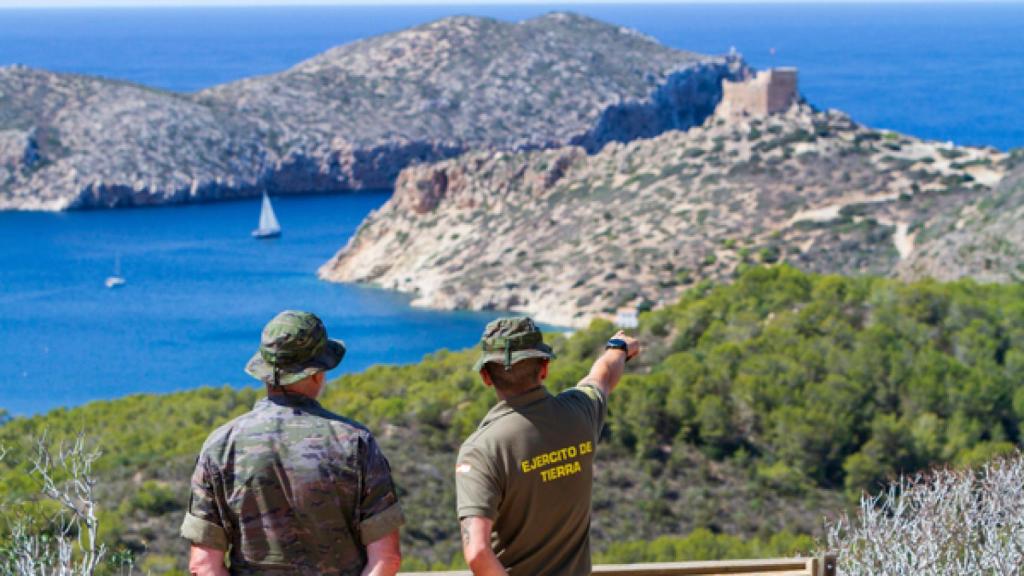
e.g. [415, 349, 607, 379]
[252, 191, 282, 239]
[105, 256, 126, 288]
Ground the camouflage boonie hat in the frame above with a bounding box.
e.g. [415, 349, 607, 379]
[245, 310, 346, 386]
[473, 316, 555, 372]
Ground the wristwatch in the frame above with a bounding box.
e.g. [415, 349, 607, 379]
[606, 338, 631, 361]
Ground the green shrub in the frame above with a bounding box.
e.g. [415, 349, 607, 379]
[126, 481, 178, 515]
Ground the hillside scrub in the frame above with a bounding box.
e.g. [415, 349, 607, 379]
[1, 266, 1022, 570]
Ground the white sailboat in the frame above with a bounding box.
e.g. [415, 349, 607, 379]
[252, 191, 282, 239]
[105, 255, 126, 288]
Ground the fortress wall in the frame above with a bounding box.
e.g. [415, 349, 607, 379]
[766, 68, 798, 114]
[717, 68, 798, 119]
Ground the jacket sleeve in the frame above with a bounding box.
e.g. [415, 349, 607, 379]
[357, 434, 406, 545]
[180, 455, 229, 550]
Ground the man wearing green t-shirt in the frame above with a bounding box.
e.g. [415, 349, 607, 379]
[456, 317, 640, 576]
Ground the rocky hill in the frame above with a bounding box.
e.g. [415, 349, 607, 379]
[0, 66, 265, 210]
[319, 102, 1009, 327]
[0, 13, 742, 210]
[899, 157, 1024, 283]
[201, 13, 741, 191]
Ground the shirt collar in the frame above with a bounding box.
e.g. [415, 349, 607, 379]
[256, 394, 323, 411]
[480, 386, 551, 428]
[503, 385, 551, 407]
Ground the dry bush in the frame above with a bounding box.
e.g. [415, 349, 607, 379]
[1, 434, 136, 576]
[827, 453, 1024, 574]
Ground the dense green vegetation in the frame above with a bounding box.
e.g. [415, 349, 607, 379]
[594, 529, 814, 564]
[625, 266, 1024, 492]
[1, 266, 1021, 572]
[320, 265, 1024, 494]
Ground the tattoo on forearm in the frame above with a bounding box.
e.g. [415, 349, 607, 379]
[461, 519, 472, 547]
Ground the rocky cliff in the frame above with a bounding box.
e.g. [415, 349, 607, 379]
[0, 13, 743, 210]
[319, 103, 1009, 327]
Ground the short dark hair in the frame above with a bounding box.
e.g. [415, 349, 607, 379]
[483, 358, 547, 391]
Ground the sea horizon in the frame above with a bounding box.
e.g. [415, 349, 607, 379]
[1, 3, 1021, 149]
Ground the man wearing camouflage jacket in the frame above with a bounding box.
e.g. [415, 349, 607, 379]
[181, 310, 404, 576]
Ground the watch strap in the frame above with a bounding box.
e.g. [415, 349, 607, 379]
[606, 338, 631, 361]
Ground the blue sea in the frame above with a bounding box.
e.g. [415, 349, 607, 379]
[0, 194, 509, 415]
[1, 3, 1022, 415]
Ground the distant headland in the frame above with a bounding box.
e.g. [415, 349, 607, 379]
[0, 12, 743, 211]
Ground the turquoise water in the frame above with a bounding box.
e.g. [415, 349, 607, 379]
[0, 3, 1021, 149]
[0, 194, 505, 415]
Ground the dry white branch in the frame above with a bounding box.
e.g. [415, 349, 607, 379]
[827, 453, 1024, 575]
[1, 432, 114, 576]
[0, 442, 6, 514]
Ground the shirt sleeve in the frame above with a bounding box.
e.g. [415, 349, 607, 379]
[566, 380, 608, 441]
[357, 435, 405, 545]
[455, 443, 501, 521]
[180, 455, 229, 550]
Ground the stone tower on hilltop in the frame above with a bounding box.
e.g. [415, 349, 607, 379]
[716, 68, 798, 119]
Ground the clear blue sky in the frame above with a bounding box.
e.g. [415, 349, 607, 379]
[0, 0, 1014, 7]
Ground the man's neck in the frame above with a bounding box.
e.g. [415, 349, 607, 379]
[266, 386, 317, 401]
[495, 383, 543, 402]
[265, 376, 322, 399]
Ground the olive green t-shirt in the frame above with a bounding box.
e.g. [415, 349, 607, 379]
[456, 383, 607, 576]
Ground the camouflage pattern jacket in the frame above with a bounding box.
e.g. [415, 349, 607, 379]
[181, 394, 404, 575]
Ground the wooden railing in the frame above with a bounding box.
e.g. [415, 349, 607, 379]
[402, 554, 837, 576]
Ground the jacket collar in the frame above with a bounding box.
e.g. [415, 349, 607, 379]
[256, 394, 322, 410]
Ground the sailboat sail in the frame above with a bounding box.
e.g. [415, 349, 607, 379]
[260, 193, 280, 232]
[253, 192, 281, 237]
